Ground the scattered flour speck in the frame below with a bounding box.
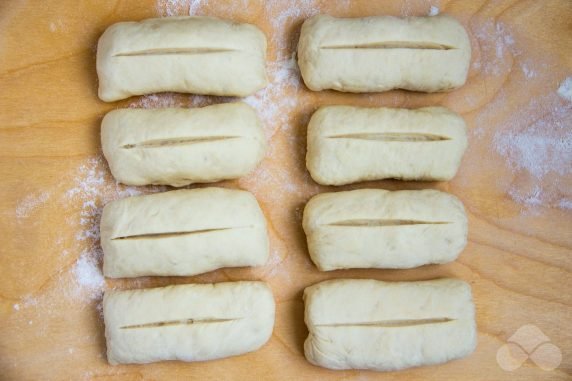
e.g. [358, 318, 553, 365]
[428, 6, 440, 16]
[13, 304, 20, 311]
[557, 77, 572, 102]
[520, 61, 537, 79]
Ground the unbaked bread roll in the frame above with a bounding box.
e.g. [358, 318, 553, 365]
[101, 188, 268, 278]
[303, 189, 467, 271]
[298, 14, 471, 93]
[304, 278, 477, 371]
[306, 106, 467, 185]
[101, 103, 266, 187]
[97, 16, 268, 101]
[104, 281, 275, 365]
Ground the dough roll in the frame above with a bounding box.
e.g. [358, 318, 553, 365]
[101, 103, 266, 187]
[306, 106, 467, 185]
[97, 16, 268, 101]
[104, 281, 275, 365]
[297, 15, 471, 93]
[101, 188, 268, 278]
[304, 278, 477, 371]
[303, 189, 467, 271]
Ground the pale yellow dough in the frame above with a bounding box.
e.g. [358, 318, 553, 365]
[97, 16, 268, 101]
[306, 106, 467, 185]
[303, 189, 468, 270]
[101, 188, 268, 278]
[304, 278, 477, 371]
[298, 14, 471, 93]
[101, 103, 266, 187]
[104, 282, 275, 365]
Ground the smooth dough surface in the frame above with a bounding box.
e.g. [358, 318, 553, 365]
[303, 189, 467, 271]
[298, 14, 471, 93]
[97, 16, 268, 101]
[304, 278, 477, 371]
[101, 103, 266, 187]
[306, 106, 467, 185]
[101, 188, 268, 278]
[104, 281, 275, 365]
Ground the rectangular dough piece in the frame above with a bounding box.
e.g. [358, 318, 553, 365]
[104, 281, 275, 365]
[101, 103, 266, 187]
[306, 106, 467, 185]
[101, 188, 268, 278]
[297, 14, 471, 93]
[303, 189, 467, 271]
[304, 278, 477, 371]
[97, 16, 268, 101]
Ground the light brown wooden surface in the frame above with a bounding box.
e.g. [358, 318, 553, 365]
[1, 0, 571, 380]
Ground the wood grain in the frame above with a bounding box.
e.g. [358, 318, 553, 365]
[0, 0, 571, 380]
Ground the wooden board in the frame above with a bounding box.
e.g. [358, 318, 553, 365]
[1, 0, 571, 380]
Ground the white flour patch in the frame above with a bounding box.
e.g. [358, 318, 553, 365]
[245, 57, 301, 139]
[492, 92, 572, 210]
[156, 0, 191, 17]
[15, 191, 50, 220]
[428, 6, 440, 16]
[558, 77, 572, 102]
[128, 93, 180, 109]
[188, 0, 207, 15]
[13, 304, 20, 311]
[72, 250, 105, 300]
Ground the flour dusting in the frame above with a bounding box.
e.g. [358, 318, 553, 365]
[470, 19, 572, 211]
[428, 6, 440, 16]
[265, 0, 321, 60]
[64, 156, 165, 300]
[15, 191, 50, 220]
[188, 0, 207, 15]
[156, 0, 191, 17]
[128, 93, 181, 109]
[73, 249, 105, 299]
[472, 21, 515, 76]
[491, 91, 572, 209]
[558, 77, 572, 102]
[245, 57, 301, 139]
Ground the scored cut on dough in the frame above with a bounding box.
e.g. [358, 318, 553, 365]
[101, 103, 266, 187]
[303, 189, 468, 271]
[304, 278, 477, 371]
[306, 105, 468, 185]
[104, 281, 275, 365]
[298, 14, 471, 93]
[97, 16, 268, 101]
[101, 187, 268, 278]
